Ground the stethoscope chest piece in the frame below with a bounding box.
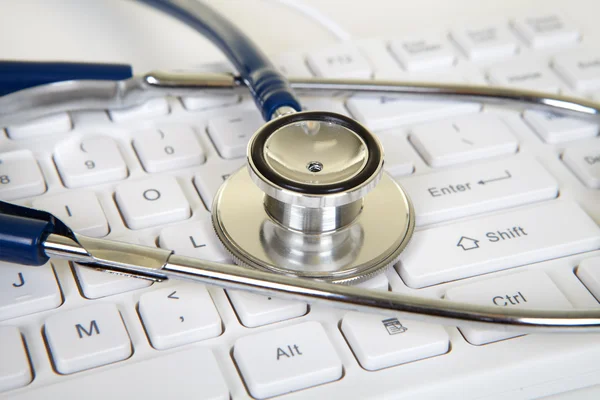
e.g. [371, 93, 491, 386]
[212, 111, 415, 283]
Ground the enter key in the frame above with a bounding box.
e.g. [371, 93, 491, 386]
[397, 156, 558, 226]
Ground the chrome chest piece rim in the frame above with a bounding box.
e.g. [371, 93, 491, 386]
[212, 111, 415, 283]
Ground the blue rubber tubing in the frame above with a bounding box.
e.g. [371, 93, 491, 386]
[138, 0, 302, 120]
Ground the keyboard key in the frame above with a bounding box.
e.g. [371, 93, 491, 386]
[445, 270, 572, 345]
[562, 140, 600, 188]
[132, 126, 205, 173]
[376, 133, 414, 176]
[301, 97, 350, 117]
[32, 191, 109, 237]
[54, 136, 128, 188]
[353, 272, 389, 291]
[109, 98, 170, 122]
[207, 110, 263, 159]
[138, 285, 222, 350]
[398, 201, 600, 288]
[193, 161, 245, 210]
[357, 40, 404, 79]
[6, 112, 72, 139]
[398, 157, 557, 226]
[115, 176, 190, 229]
[159, 219, 230, 261]
[73, 262, 152, 299]
[181, 93, 240, 111]
[0, 150, 46, 200]
[274, 52, 314, 78]
[576, 257, 600, 302]
[9, 347, 228, 399]
[487, 59, 564, 93]
[341, 312, 449, 370]
[552, 49, 600, 93]
[0, 326, 32, 392]
[523, 110, 598, 143]
[227, 290, 307, 328]
[233, 321, 342, 399]
[389, 34, 456, 72]
[346, 96, 480, 131]
[44, 304, 131, 374]
[512, 15, 580, 49]
[409, 114, 518, 167]
[306, 44, 372, 78]
[451, 25, 518, 61]
[0, 263, 61, 321]
[72, 237, 152, 299]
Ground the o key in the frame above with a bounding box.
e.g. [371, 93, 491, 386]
[114, 176, 191, 229]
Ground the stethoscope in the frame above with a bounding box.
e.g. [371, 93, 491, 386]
[2, 0, 600, 333]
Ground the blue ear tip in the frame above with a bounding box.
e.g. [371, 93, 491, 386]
[0, 213, 52, 266]
[0, 61, 133, 96]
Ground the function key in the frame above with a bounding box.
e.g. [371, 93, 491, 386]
[0, 326, 32, 392]
[54, 136, 128, 188]
[44, 304, 132, 374]
[0, 150, 46, 200]
[5, 112, 72, 140]
[306, 44, 372, 78]
[451, 24, 518, 61]
[132, 127, 206, 173]
[512, 14, 580, 49]
[233, 321, 342, 398]
[389, 34, 456, 72]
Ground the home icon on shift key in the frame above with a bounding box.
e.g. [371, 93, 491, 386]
[457, 236, 480, 251]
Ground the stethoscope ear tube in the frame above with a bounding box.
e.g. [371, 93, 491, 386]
[138, 0, 302, 120]
[0, 201, 75, 266]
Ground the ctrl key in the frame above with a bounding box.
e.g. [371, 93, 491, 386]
[233, 321, 342, 399]
[0, 326, 32, 392]
[44, 304, 132, 374]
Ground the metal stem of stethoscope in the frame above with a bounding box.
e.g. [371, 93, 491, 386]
[1, 71, 599, 126]
[41, 232, 600, 334]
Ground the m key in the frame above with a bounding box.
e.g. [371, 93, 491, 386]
[44, 304, 131, 374]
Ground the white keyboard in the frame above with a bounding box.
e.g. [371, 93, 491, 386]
[2, 10, 600, 400]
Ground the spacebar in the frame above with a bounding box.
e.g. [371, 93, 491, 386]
[397, 201, 600, 288]
[11, 348, 229, 400]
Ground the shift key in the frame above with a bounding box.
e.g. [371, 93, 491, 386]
[398, 157, 558, 226]
[398, 201, 600, 288]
